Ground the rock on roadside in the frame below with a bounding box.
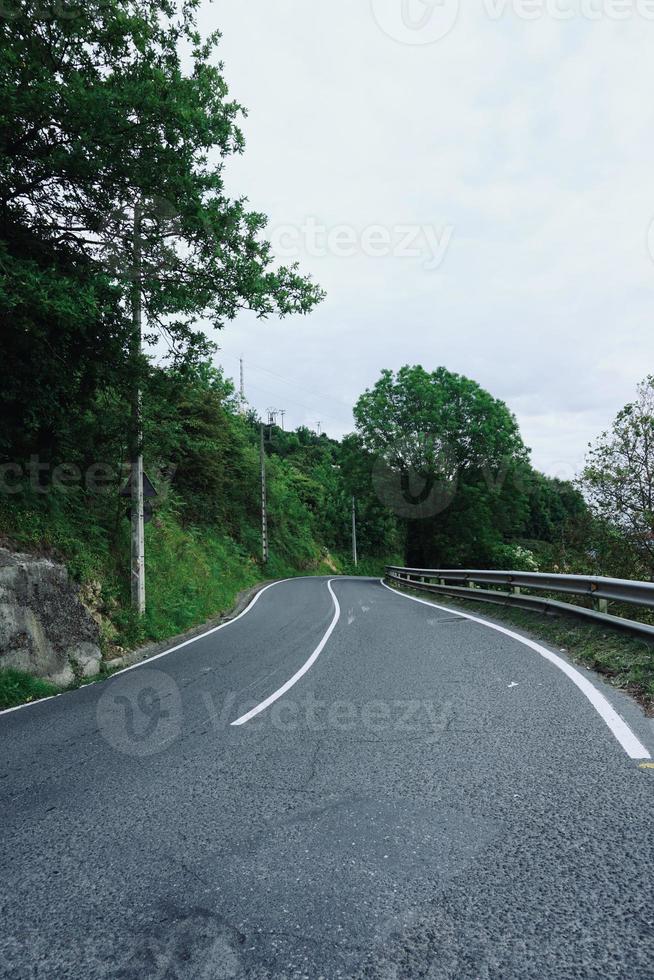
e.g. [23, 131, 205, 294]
[0, 548, 102, 687]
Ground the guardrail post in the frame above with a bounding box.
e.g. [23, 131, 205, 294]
[594, 597, 609, 614]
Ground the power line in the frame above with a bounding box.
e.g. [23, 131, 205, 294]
[228, 375, 347, 431]
[219, 352, 352, 417]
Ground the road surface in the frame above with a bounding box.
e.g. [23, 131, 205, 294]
[1, 576, 653, 979]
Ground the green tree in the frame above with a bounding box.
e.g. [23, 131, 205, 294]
[0, 0, 323, 466]
[334, 434, 403, 561]
[0, 228, 129, 461]
[0, 0, 323, 355]
[353, 365, 529, 566]
[581, 377, 654, 576]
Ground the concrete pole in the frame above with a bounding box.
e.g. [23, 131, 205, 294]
[130, 200, 145, 615]
[239, 357, 246, 415]
[260, 424, 269, 564]
[352, 496, 358, 568]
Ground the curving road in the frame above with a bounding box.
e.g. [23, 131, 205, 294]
[1, 576, 654, 979]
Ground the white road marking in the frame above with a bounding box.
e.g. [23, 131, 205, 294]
[231, 578, 341, 726]
[0, 693, 61, 717]
[381, 580, 651, 761]
[0, 577, 297, 719]
[112, 579, 292, 677]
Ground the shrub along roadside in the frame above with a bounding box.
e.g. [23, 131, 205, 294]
[392, 588, 654, 714]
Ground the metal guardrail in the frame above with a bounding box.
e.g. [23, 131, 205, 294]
[385, 565, 654, 640]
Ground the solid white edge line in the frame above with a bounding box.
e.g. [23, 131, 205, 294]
[0, 577, 299, 720]
[231, 578, 341, 726]
[380, 579, 651, 761]
[0, 693, 61, 717]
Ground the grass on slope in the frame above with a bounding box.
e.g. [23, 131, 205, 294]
[0, 668, 61, 710]
[393, 587, 654, 714]
[113, 517, 267, 649]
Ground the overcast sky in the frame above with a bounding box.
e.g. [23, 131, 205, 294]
[194, 0, 654, 479]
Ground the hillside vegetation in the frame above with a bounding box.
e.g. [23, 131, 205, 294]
[0, 356, 591, 657]
[0, 362, 402, 652]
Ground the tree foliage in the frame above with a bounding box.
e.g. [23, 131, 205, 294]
[0, 0, 323, 466]
[0, 0, 323, 357]
[353, 365, 532, 566]
[581, 377, 654, 575]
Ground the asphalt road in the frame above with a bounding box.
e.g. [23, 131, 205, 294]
[2, 576, 654, 979]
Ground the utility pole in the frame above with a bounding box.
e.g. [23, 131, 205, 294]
[239, 357, 246, 415]
[260, 423, 269, 564]
[280, 409, 286, 431]
[130, 200, 146, 615]
[317, 421, 322, 436]
[352, 495, 358, 569]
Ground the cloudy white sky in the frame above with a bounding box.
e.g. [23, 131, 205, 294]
[195, 0, 654, 479]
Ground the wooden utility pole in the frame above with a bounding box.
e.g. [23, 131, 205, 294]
[130, 200, 146, 615]
[260, 423, 269, 564]
[352, 495, 358, 568]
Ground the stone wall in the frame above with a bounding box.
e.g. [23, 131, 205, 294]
[0, 548, 102, 687]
